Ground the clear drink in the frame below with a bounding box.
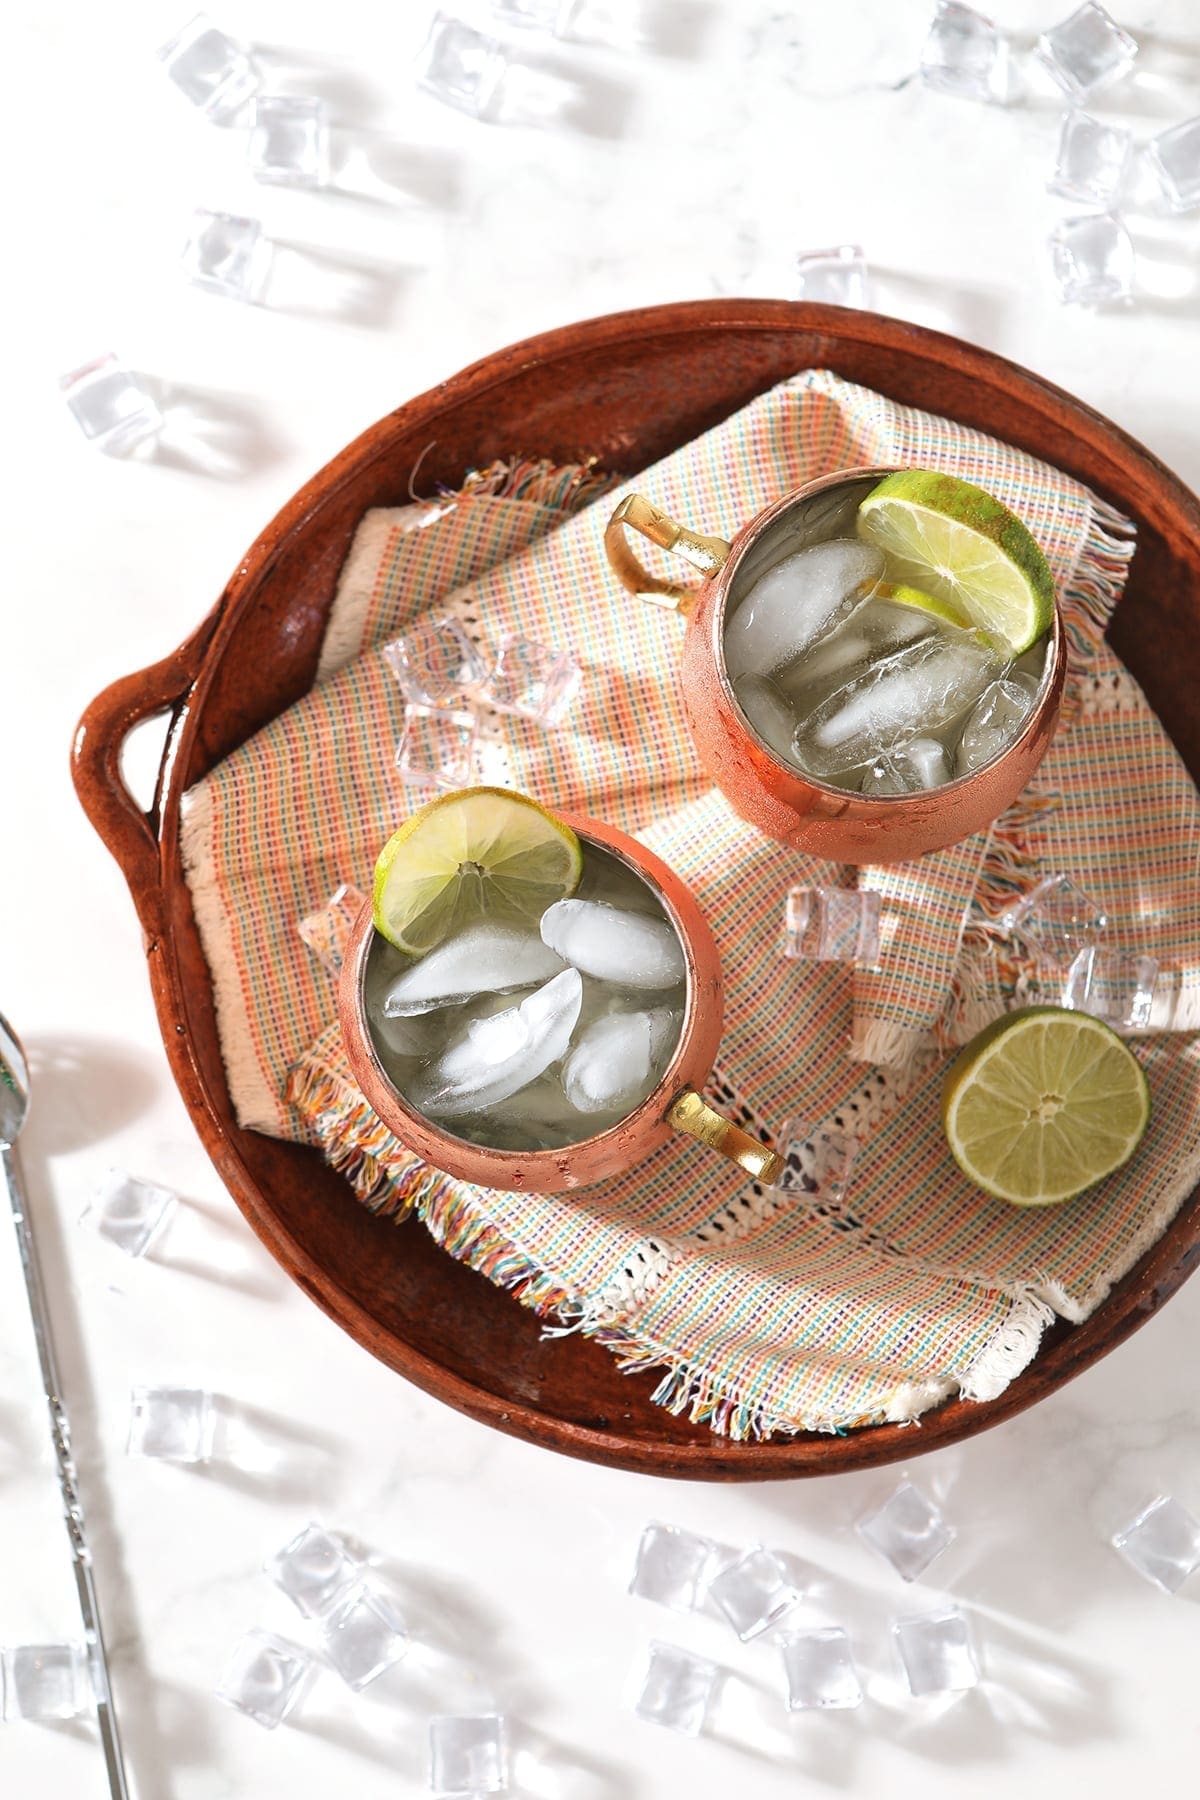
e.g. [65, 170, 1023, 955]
[363, 841, 686, 1152]
[724, 475, 1050, 796]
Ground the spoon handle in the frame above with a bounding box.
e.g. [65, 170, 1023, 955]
[2, 1146, 130, 1800]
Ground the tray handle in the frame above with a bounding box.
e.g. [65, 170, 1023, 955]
[71, 618, 217, 942]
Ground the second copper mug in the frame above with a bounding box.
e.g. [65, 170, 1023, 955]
[605, 465, 1065, 864]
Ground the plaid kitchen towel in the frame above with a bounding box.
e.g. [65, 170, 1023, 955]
[180, 372, 1200, 1435]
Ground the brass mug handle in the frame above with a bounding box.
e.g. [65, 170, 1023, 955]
[604, 494, 732, 616]
[668, 1089, 783, 1185]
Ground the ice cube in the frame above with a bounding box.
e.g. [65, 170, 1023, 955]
[1049, 110, 1133, 206]
[382, 924, 566, 1017]
[1146, 116, 1200, 215]
[795, 636, 996, 776]
[955, 674, 1037, 774]
[893, 1607, 979, 1696]
[561, 1007, 678, 1114]
[780, 1628, 863, 1711]
[429, 1713, 509, 1793]
[919, 2, 1011, 105]
[540, 900, 685, 990]
[629, 1523, 719, 1612]
[1036, 3, 1138, 102]
[732, 674, 802, 764]
[1048, 211, 1135, 306]
[723, 539, 884, 681]
[1, 1644, 88, 1721]
[629, 1641, 719, 1736]
[266, 1522, 360, 1619]
[1112, 1496, 1200, 1593]
[793, 244, 869, 307]
[708, 1547, 802, 1640]
[215, 1630, 314, 1729]
[320, 1582, 408, 1690]
[1061, 945, 1159, 1030]
[858, 1480, 955, 1581]
[861, 734, 953, 794]
[410, 969, 583, 1118]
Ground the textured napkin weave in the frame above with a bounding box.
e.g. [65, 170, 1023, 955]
[181, 372, 1200, 1436]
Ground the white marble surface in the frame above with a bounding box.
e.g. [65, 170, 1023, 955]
[5, 1, 1200, 1794]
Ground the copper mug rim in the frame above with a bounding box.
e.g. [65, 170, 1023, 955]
[337, 810, 783, 1191]
[704, 465, 1064, 802]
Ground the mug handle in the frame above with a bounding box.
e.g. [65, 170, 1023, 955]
[604, 494, 732, 615]
[668, 1090, 783, 1185]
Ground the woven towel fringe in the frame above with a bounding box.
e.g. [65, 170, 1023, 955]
[441, 455, 620, 515]
[288, 1038, 999, 1435]
[1061, 494, 1138, 669]
[848, 1017, 931, 1069]
[958, 1290, 1056, 1401]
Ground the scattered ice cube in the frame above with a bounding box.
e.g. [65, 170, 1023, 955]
[1061, 945, 1159, 1030]
[780, 1628, 863, 1711]
[919, 2, 1011, 104]
[266, 1523, 360, 1619]
[157, 12, 260, 120]
[862, 734, 954, 793]
[394, 703, 478, 790]
[481, 634, 582, 725]
[723, 539, 884, 681]
[733, 674, 803, 765]
[429, 1713, 509, 1792]
[59, 353, 163, 456]
[955, 674, 1037, 775]
[999, 873, 1107, 963]
[793, 245, 869, 307]
[215, 1629, 314, 1729]
[1036, 3, 1138, 101]
[127, 1386, 215, 1463]
[1146, 116, 1200, 214]
[794, 635, 996, 776]
[561, 1008, 677, 1114]
[894, 1607, 979, 1696]
[320, 1583, 408, 1690]
[382, 924, 566, 1017]
[80, 1167, 176, 1257]
[248, 95, 330, 189]
[410, 969, 583, 1118]
[1, 1644, 88, 1721]
[1112, 1496, 1200, 1593]
[784, 887, 881, 965]
[415, 11, 509, 119]
[181, 209, 271, 303]
[629, 1641, 719, 1736]
[540, 900, 685, 990]
[1049, 111, 1133, 205]
[708, 1547, 802, 1641]
[382, 617, 490, 708]
[1049, 212, 1135, 307]
[771, 1118, 859, 1201]
[297, 882, 367, 977]
[858, 1480, 955, 1581]
[629, 1523, 718, 1612]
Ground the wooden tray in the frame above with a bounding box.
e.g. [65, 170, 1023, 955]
[72, 301, 1200, 1479]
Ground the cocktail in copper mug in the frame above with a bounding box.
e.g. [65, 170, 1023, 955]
[338, 811, 783, 1194]
[604, 466, 1065, 864]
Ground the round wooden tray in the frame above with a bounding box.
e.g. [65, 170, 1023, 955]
[72, 300, 1200, 1479]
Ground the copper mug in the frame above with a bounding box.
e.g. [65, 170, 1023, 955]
[338, 812, 783, 1194]
[604, 466, 1065, 864]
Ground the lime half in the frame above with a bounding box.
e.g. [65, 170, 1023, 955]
[941, 1007, 1150, 1206]
[858, 470, 1055, 655]
[372, 787, 583, 955]
[876, 580, 972, 630]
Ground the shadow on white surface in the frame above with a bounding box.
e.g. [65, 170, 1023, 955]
[23, 1035, 163, 1153]
[147, 1192, 285, 1304]
[263, 242, 411, 330]
[146, 378, 290, 482]
[333, 131, 462, 212]
[510, 1718, 631, 1800]
[248, 42, 386, 128]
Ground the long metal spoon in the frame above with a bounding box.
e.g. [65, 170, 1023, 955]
[0, 1012, 129, 1799]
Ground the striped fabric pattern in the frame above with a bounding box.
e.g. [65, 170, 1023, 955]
[180, 371, 1200, 1436]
